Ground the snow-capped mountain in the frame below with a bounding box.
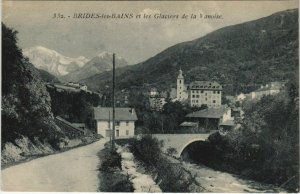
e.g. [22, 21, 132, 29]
[23, 46, 89, 76]
[60, 51, 128, 82]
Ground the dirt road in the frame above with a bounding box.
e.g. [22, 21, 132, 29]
[1, 139, 107, 192]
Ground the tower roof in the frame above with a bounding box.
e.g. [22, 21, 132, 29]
[177, 69, 184, 79]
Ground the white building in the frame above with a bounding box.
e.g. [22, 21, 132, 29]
[175, 69, 222, 107]
[149, 96, 166, 111]
[237, 93, 246, 102]
[150, 87, 158, 96]
[94, 107, 138, 138]
[187, 81, 222, 108]
[250, 82, 286, 100]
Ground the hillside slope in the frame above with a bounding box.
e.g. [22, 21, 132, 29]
[37, 69, 60, 83]
[82, 9, 298, 95]
[1, 24, 97, 166]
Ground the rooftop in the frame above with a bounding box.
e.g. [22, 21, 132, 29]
[179, 121, 198, 127]
[186, 106, 229, 119]
[188, 81, 222, 90]
[94, 107, 138, 121]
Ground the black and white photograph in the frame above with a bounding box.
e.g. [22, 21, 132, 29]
[1, 0, 299, 192]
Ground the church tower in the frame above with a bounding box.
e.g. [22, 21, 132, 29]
[177, 69, 184, 100]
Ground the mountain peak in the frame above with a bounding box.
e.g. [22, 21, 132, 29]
[23, 46, 89, 76]
[97, 51, 113, 58]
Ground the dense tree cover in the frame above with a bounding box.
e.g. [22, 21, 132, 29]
[127, 91, 206, 134]
[185, 78, 299, 191]
[2, 23, 64, 148]
[47, 87, 101, 129]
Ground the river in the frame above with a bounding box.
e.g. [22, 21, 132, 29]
[181, 161, 286, 193]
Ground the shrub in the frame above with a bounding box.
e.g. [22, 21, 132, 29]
[98, 146, 133, 192]
[156, 157, 192, 192]
[130, 135, 163, 166]
[166, 147, 177, 156]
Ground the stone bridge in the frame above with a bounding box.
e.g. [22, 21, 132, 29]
[152, 133, 213, 158]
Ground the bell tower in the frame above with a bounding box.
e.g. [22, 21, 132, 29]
[177, 68, 184, 100]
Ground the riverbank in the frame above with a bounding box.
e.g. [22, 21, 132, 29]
[182, 161, 287, 193]
[183, 131, 299, 192]
[115, 136, 206, 192]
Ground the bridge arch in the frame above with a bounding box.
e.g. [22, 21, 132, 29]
[152, 134, 210, 158]
[178, 138, 207, 157]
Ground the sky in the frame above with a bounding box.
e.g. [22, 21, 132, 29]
[2, 1, 298, 64]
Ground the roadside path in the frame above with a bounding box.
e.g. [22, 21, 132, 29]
[2, 139, 107, 192]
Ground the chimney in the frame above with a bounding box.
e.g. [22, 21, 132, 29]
[129, 108, 134, 114]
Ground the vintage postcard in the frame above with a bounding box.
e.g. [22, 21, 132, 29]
[1, 0, 299, 193]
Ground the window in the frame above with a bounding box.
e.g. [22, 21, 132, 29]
[217, 91, 220, 94]
[179, 80, 181, 84]
[115, 121, 120, 126]
[205, 98, 207, 101]
[192, 95, 195, 98]
[126, 130, 129, 135]
[213, 100, 216, 103]
[126, 121, 129, 126]
[201, 91, 204, 93]
[196, 95, 199, 98]
[213, 91, 216, 94]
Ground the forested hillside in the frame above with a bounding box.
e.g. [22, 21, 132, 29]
[83, 9, 298, 95]
[1, 23, 98, 166]
[2, 23, 63, 148]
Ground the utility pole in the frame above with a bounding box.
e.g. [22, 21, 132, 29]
[112, 53, 116, 150]
[109, 110, 111, 148]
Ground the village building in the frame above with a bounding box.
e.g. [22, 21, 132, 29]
[182, 105, 234, 133]
[175, 69, 222, 108]
[50, 82, 88, 92]
[93, 107, 138, 138]
[187, 81, 222, 108]
[149, 96, 166, 111]
[250, 81, 286, 100]
[149, 87, 167, 111]
[236, 93, 246, 102]
[65, 82, 88, 91]
[150, 87, 159, 96]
